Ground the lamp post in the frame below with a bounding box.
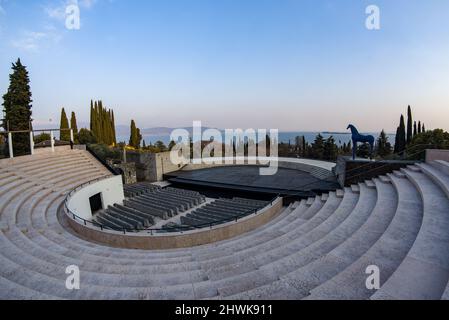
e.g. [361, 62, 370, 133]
[8, 132, 13, 159]
[29, 131, 34, 155]
[50, 131, 55, 152]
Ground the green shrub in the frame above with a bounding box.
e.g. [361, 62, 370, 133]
[406, 129, 449, 160]
[34, 133, 51, 144]
[78, 128, 97, 145]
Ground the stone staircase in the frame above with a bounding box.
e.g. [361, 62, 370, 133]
[0, 149, 449, 300]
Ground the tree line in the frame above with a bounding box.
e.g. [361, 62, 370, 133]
[394, 105, 426, 154]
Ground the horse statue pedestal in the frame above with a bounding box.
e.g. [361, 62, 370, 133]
[336, 155, 415, 188]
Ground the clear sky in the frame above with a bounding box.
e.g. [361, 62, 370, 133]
[0, 0, 448, 132]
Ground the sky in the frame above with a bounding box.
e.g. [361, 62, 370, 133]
[0, 0, 448, 132]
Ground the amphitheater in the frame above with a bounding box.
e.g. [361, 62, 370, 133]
[1, 146, 449, 300]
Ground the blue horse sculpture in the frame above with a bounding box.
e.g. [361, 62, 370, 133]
[347, 124, 375, 160]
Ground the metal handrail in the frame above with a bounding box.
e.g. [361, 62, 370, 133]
[274, 143, 438, 199]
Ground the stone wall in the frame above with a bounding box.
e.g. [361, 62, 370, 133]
[336, 156, 417, 187]
[426, 149, 449, 163]
[65, 198, 283, 250]
[66, 175, 125, 221]
[108, 161, 137, 185]
[125, 151, 182, 182]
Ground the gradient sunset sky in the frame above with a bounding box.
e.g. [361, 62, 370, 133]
[0, 0, 448, 132]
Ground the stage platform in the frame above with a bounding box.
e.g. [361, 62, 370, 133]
[165, 165, 339, 199]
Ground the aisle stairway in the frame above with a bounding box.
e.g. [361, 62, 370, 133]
[1, 148, 449, 300]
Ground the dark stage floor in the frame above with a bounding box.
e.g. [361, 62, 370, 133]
[166, 166, 339, 196]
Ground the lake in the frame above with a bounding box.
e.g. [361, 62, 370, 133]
[117, 131, 396, 147]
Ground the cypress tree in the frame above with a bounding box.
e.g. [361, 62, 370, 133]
[90, 100, 94, 131]
[407, 105, 413, 144]
[108, 110, 114, 145]
[89, 100, 116, 145]
[70, 112, 78, 135]
[105, 110, 112, 145]
[59, 108, 70, 141]
[311, 134, 325, 159]
[90, 101, 97, 140]
[413, 121, 417, 137]
[376, 130, 392, 157]
[422, 123, 426, 133]
[418, 121, 422, 134]
[323, 136, 338, 161]
[101, 107, 107, 144]
[397, 115, 406, 154]
[129, 120, 138, 148]
[2, 58, 33, 156]
[394, 126, 400, 154]
[136, 128, 142, 148]
[97, 101, 103, 143]
[111, 110, 117, 145]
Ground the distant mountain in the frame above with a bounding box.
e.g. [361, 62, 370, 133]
[321, 131, 351, 135]
[141, 127, 180, 135]
[115, 126, 219, 137]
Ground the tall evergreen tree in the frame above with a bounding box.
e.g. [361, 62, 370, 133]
[90, 101, 97, 139]
[136, 128, 142, 149]
[407, 105, 413, 144]
[302, 136, 306, 157]
[311, 134, 325, 159]
[70, 112, 78, 135]
[323, 136, 338, 161]
[90, 100, 94, 131]
[396, 115, 406, 154]
[413, 121, 417, 137]
[59, 108, 70, 141]
[376, 130, 392, 157]
[394, 126, 400, 154]
[418, 121, 422, 134]
[129, 120, 139, 148]
[111, 110, 117, 145]
[168, 140, 176, 151]
[2, 58, 33, 156]
[422, 123, 426, 133]
[89, 100, 116, 145]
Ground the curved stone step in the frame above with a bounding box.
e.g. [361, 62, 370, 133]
[197, 187, 367, 298]
[0, 253, 196, 299]
[306, 175, 421, 299]
[227, 183, 375, 299]
[196, 192, 343, 269]
[203, 193, 343, 282]
[300, 196, 325, 220]
[2, 149, 449, 300]
[442, 284, 449, 300]
[0, 275, 59, 300]
[418, 162, 449, 198]
[0, 232, 207, 289]
[431, 160, 449, 176]
[371, 168, 449, 300]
